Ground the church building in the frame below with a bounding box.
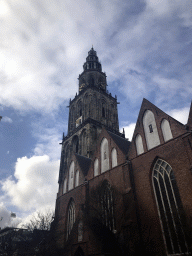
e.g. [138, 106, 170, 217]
[53, 48, 192, 256]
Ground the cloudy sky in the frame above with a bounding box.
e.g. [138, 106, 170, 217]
[0, 0, 192, 228]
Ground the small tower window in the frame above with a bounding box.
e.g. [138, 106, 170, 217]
[102, 107, 105, 117]
[149, 124, 153, 133]
[80, 109, 82, 116]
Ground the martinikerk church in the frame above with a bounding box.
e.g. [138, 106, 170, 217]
[53, 48, 192, 256]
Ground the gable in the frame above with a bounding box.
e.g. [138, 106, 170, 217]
[86, 127, 130, 179]
[129, 98, 187, 159]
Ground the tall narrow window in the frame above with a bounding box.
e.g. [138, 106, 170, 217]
[152, 159, 188, 255]
[101, 138, 109, 173]
[63, 178, 67, 194]
[78, 221, 83, 242]
[161, 119, 173, 142]
[94, 158, 99, 176]
[100, 181, 115, 231]
[111, 148, 117, 168]
[135, 134, 144, 155]
[68, 161, 74, 191]
[75, 170, 79, 187]
[143, 110, 160, 150]
[102, 107, 105, 117]
[66, 199, 75, 240]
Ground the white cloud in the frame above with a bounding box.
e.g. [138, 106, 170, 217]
[168, 107, 189, 124]
[120, 123, 136, 141]
[2, 116, 12, 123]
[0, 202, 22, 229]
[0, 0, 191, 114]
[1, 155, 59, 211]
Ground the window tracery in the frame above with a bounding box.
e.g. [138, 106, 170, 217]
[100, 181, 115, 232]
[66, 199, 75, 240]
[152, 159, 188, 255]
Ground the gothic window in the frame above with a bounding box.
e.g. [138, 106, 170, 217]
[152, 159, 188, 255]
[75, 170, 79, 187]
[111, 148, 117, 168]
[63, 178, 67, 194]
[68, 161, 74, 191]
[94, 158, 99, 176]
[100, 181, 115, 231]
[101, 138, 109, 173]
[66, 199, 75, 240]
[161, 119, 173, 142]
[135, 134, 144, 155]
[143, 110, 160, 150]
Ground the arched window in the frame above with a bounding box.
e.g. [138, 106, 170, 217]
[68, 161, 74, 191]
[152, 159, 188, 255]
[66, 199, 75, 240]
[100, 181, 115, 231]
[161, 119, 173, 142]
[63, 178, 67, 194]
[135, 134, 144, 155]
[101, 138, 109, 173]
[75, 170, 79, 187]
[111, 148, 117, 168]
[143, 110, 160, 150]
[94, 158, 99, 176]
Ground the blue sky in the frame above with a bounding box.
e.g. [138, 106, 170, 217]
[0, 0, 192, 228]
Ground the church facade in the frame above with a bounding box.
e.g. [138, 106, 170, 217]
[53, 48, 192, 256]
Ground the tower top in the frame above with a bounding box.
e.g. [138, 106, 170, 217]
[83, 47, 102, 72]
[79, 48, 107, 92]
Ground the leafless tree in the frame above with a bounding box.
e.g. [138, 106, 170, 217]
[22, 209, 54, 231]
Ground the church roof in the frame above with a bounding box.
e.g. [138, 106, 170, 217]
[75, 153, 92, 176]
[108, 131, 131, 155]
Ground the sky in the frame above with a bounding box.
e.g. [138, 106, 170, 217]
[0, 0, 192, 228]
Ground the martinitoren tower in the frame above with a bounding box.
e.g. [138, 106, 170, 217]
[58, 47, 123, 184]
